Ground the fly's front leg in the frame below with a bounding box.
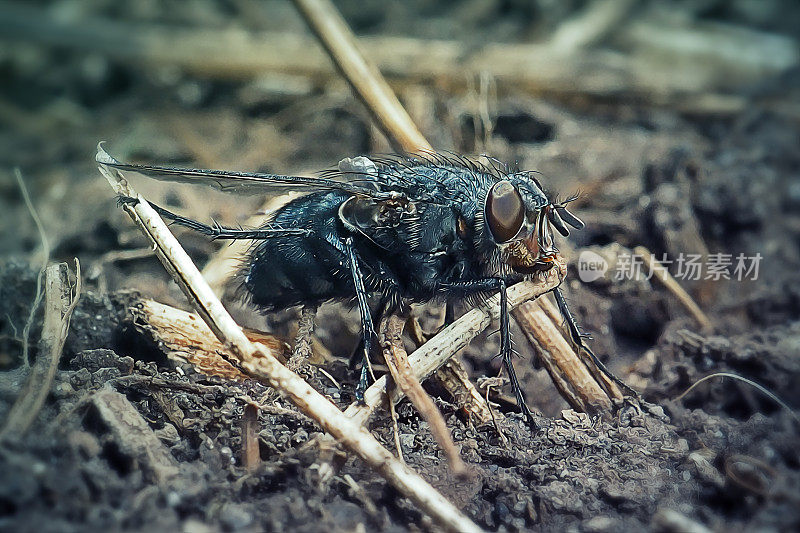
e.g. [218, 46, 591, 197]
[552, 287, 637, 397]
[496, 280, 537, 427]
[343, 237, 377, 402]
[440, 279, 537, 427]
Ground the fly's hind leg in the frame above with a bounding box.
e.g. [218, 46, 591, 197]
[287, 306, 317, 372]
[552, 287, 638, 397]
[117, 196, 308, 240]
[342, 237, 379, 403]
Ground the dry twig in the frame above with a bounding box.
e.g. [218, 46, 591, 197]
[634, 245, 712, 331]
[380, 314, 467, 476]
[513, 299, 616, 413]
[1, 260, 81, 439]
[292, 0, 430, 152]
[434, 360, 498, 426]
[90, 386, 179, 484]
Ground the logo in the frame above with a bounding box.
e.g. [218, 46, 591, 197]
[578, 250, 608, 282]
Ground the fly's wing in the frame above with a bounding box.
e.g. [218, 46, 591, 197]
[96, 143, 399, 201]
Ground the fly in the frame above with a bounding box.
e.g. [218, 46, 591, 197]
[97, 144, 603, 425]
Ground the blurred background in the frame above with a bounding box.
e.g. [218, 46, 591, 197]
[1, 1, 799, 531]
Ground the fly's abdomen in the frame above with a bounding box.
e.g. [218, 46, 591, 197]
[242, 191, 353, 310]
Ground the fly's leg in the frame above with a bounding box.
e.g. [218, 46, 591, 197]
[343, 237, 378, 403]
[552, 287, 638, 397]
[444, 301, 456, 326]
[117, 196, 308, 240]
[287, 306, 317, 372]
[440, 279, 537, 427]
[496, 280, 537, 427]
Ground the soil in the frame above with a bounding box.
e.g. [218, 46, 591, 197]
[1, 1, 799, 532]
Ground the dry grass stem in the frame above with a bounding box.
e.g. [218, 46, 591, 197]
[292, 0, 431, 152]
[380, 314, 467, 476]
[241, 401, 261, 472]
[15, 168, 50, 371]
[386, 388, 405, 463]
[1, 260, 80, 439]
[635, 245, 712, 331]
[434, 360, 497, 426]
[513, 300, 614, 413]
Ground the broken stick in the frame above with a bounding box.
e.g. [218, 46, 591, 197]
[380, 313, 467, 476]
[91, 386, 179, 484]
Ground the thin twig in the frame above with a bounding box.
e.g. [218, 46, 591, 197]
[15, 168, 50, 370]
[1, 260, 81, 439]
[478, 377, 509, 445]
[98, 157, 485, 533]
[380, 314, 467, 476]
[387, 388, 405, 464]
[673, 372, 800, 424]
[292, 0, 431, 152]
[634, 245, 712, 331]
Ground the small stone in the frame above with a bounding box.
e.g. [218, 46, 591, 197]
[218, 503, 253, 531]
[584, 516, 616, 533]
[155, 424, 180, 445]
[399, 433, 415, 449]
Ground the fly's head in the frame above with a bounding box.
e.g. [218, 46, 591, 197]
[480, 173, 584, 277]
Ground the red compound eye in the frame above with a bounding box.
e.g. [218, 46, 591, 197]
[486, 180, 524, 243]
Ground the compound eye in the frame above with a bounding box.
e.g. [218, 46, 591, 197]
[486, 180, 524, 243]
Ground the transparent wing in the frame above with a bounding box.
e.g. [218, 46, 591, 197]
[96, 143, 396, 200]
